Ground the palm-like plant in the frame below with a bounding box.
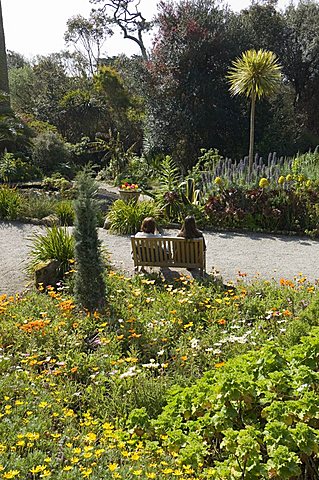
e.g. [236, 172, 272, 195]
[227, 49, 282, 173]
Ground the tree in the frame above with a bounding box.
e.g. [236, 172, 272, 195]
[280, 1, 319, 139]
[65, 11, 113, 76]
[141, 0, 245, 169]
[73, 168, 106, 313]
[227, 49, 282, 172]
[90, 0, 152, 60]
[0, 0, 10, 113]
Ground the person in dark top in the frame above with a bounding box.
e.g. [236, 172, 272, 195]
[177, 215, 206, 250]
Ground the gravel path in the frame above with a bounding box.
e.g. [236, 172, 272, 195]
[1, 220, 319, 295]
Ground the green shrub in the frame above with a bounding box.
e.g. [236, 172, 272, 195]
[32, 131, 71, 175]
[73, 168, 106, 312]
[151, 330, 319, 476]
[20, 192, 58, 220]
[42, 173, 74, 196]
[28, 225, 75, 275]
[0, 185, 21, 219]
[0, 152, 40, 183]
[108, 199, 160, 234]
[54, 199, 74, 226]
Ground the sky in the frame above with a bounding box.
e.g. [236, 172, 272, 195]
[2, 0, 298, 59]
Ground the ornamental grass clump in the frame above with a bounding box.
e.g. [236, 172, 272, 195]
[0, 185, 21, 219]
[28, 225, 74, 276]
[73, 168, 106, 313]
[107, 199, 160, 234]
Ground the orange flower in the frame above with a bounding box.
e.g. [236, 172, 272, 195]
[217, 319, 226, 325]
[279, 278, 295, 288]
[215, 362, 225, 368]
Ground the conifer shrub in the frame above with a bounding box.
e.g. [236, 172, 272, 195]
[73, 168, 106, 312]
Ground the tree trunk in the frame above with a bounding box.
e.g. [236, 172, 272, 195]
[0, 0, 10, 113]
[248, 91, 256, 174]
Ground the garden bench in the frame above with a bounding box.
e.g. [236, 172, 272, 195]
[131, 236, 206, 275]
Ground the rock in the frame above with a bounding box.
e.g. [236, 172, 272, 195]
[41, 214, 60, 226]
[34, 259, 61, 290]
[103, 217, 111, 230]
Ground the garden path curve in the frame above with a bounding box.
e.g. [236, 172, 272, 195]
[1, 221, 319, 296]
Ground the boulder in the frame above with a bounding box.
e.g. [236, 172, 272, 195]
[34, 259, 61, 290]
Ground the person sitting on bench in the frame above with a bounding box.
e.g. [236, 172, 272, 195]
[135, 217, 161, 238]
[175, 215, 206, 270]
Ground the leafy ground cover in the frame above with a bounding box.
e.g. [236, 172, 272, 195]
[0, 271, 318, 478]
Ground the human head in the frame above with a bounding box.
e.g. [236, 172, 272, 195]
[141, 217, 156, 234]
[182, 215, 198, 238]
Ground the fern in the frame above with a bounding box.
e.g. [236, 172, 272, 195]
[158, 156, 181, 192]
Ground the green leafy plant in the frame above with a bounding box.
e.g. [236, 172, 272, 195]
[20, 192, 59, 220]
[0, 152, 40, 183]
[0, 185, 21, 219]
[107, 199, 160, 234]
[54, 199, 75, 226]
[28, 225, 75, 275]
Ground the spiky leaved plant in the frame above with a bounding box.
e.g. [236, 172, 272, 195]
[73, 168, 106, 313]
[227, 49, 282, 174]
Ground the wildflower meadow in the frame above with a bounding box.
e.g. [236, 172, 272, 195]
[0, 270, 318, 479]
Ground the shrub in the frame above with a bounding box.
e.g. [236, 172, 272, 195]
[0, 152, 40, 183]
[151, 330, 319, 476]
[73, 168, 106, 312]
[54, 199, 74, 226]
[19, 191, 58, 220]
[0, 185, 21, 219]
[32, 131, 71, 175]
[28, 225, 75, 276]
[107, 199, 160, 234]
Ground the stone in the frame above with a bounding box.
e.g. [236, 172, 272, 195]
[34, 259, 61, 290]
[41, 214, 60, 226]
[103, 217, 111, 230]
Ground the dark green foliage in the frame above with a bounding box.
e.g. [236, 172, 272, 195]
[32, 131, 71, 175]
[142, 0, 247, 168]
[73, 168, 106, 312]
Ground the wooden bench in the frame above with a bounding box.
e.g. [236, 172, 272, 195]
[131, 236, 206, 275]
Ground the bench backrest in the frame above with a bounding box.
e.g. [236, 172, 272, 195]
[131, 236, 205, 270]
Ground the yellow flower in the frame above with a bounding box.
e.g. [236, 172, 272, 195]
[40, 470, 51, 478]
[85, 432, 97, 443]
[3, 471, 20, 479]
[30, 465, 46, 474]
[146, 474, 156, 479]
[286, 174, 293, 181]
[81, 468, 93, 477]
[214, 176, 222, 185]
[259, 177, 269, 188]
[108, 464, 118, 472]
[278, 175, 285, 185]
